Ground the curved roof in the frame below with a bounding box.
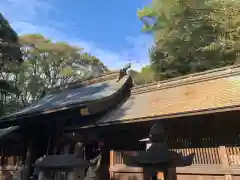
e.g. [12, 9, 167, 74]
[1, 74, 131, 121]
[48, 71, 119, 94]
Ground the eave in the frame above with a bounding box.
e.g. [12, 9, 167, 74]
[74, 64, 240, 128]
[0, 72, 132, 124]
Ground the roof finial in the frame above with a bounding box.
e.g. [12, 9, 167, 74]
[117, 63, 131, 82]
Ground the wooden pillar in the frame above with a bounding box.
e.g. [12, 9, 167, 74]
[109, 150, 114, 179]
[157, 172, 164, 180]
[47, 122, 55, 155]
[25, 129, 37, 180]
[143, 170, 150, 180]
[47, 120, 64, 155]
[0, 147, 5, 179]
[163, 167, 169, 180]
[22, 138, 27, 163]
[143, 170, 158, 180]
[74, 142, 85, 180]
[1, 147, 5, 167]
[25, 146, 33, 180]
[218, 146, 232, 180]
[74, 142, 84, 157]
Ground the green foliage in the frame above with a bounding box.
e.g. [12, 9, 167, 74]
[1, 34, 108, 114]
[138, 0, 240, 80]
[131, 66, 156, 85]
[0, 13, 22, 115]
[0, 12, 22, 63]
[0, 80, 19, 95]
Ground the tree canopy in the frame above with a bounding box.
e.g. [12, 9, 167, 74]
[0, 13, 22, 115]
[138, 0, 240, 80]
[14, 34, 108, 104]
[0, 28, 109, 114]
[130, 66, 156, 85]
[0, 12, 22, 64]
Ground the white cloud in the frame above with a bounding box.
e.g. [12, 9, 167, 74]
[0, 0, 56, 22]
[1, 0, 152, 71]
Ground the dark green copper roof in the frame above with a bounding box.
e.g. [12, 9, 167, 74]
[0, 126, 19, 139]
[1, 75, 131, 121]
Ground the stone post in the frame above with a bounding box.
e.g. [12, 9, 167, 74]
[67, 172, 74, 180]
[38, 172, 44, 180]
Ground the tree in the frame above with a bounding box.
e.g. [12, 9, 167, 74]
[138, 0, 240, 80]
[131, 66, 156, 85]
[0, 12, 22, 115]
[20, 34, 108, 104]
[1, 34, 108, 114]
[0, 12, 22, 63]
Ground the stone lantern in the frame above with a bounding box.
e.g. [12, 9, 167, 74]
[34, 154, 89, 180]
[122, 123, 195, 180]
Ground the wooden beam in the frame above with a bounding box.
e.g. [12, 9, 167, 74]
[109, 165, 240, 175]
[75, 106, 240, 129]
[109, 150, 114, 180]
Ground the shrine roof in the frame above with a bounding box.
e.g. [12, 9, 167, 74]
[85, 64, 240, 126]
[0, 71, 131, 121]
[0, 126, 19, 139]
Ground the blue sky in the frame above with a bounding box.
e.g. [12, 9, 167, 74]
[1, 0, 153, 71]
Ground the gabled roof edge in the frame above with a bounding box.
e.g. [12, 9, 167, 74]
[49, 71, 120, 94]
[132, 64, 240, 95]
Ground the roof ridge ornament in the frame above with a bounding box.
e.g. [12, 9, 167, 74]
[117, 63, 131, 82]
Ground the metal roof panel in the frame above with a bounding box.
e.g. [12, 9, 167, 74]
[1, 75, 130, 120]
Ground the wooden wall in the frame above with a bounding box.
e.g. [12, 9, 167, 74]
[109, 146, 240, 180]
[0, 156, 22, 180]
